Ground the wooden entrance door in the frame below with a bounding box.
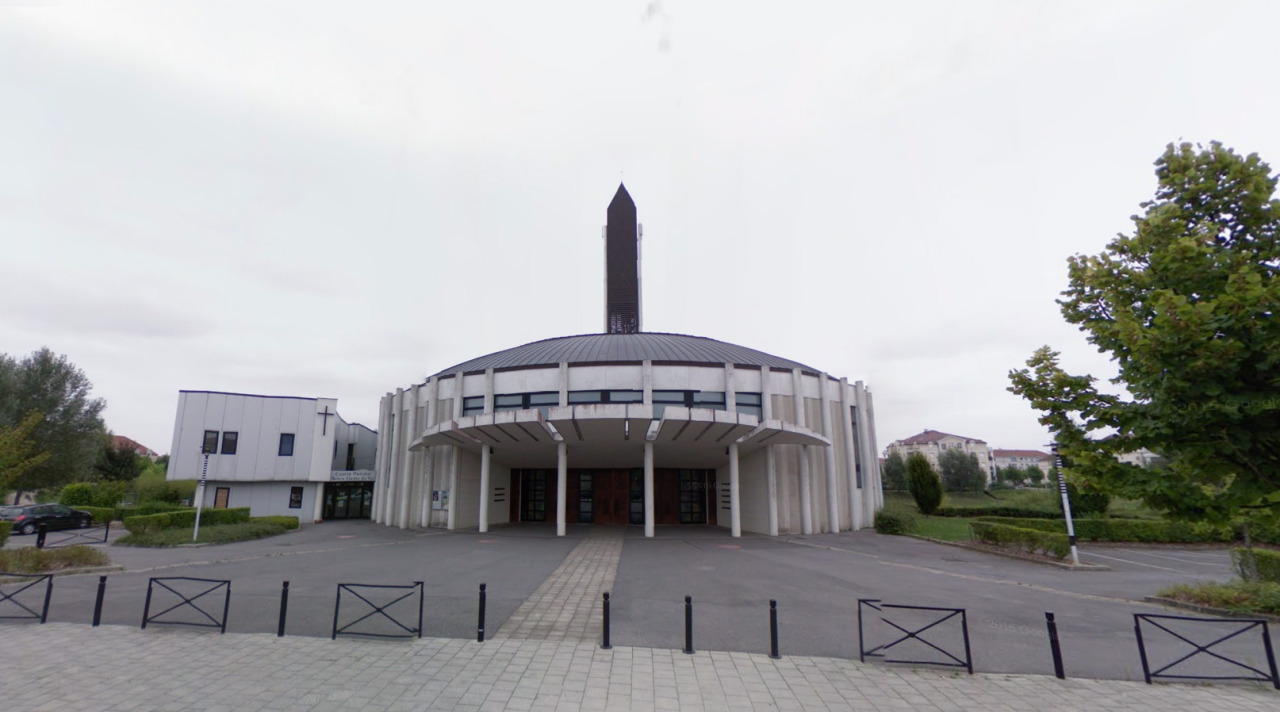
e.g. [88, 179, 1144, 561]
[592, 469, 631, 524]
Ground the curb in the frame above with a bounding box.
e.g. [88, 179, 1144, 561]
[0, 564, 124, 583]
[1143, 596, 1280, 623]
[907, 535, 1111, 571]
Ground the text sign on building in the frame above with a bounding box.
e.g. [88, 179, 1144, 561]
[330, 470, 376, 482]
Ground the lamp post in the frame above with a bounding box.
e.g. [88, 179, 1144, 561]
[1051, 442, 1079, 566]
[193, 450, 209, 542]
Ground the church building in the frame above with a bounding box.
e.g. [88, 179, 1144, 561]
[373, 185, 884, 536]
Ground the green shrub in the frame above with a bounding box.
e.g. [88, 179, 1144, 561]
[934, 506, 1057, 519]
[1232, 548, 1280, 583]
[58, 482, 97, 506]
[252, 515, 300, 530]
[0, 521, 10, 547]
[1060, 480, 1110, 516]
[122, 507, 251, 534]
[0, 545, 111, 573]
[874, 509, 915, 535]
[75, 506, 117, 523]
[970, 521, 1070, 559]
[116, 521, 290, 547]
[906, 453, 943, 515]
[136, 479, 190, 504]
[134, 501, 191, 515]
[974, 517, 1233, 543]
[1158, 581, 1280, 616]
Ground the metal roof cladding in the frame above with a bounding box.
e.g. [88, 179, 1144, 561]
[431, 332, 819, 377]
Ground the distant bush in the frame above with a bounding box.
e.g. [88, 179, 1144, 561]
[906, 454, 943, 515]
[934, 506, 1057, 519]
[122, 507, 251, 534]
[58, 481, 127, 508]
[874, 509, 915, 536]
[136, 479, 192, 504]
[1060, 480, 1110, 516]
[75, 506, 118, 523]
[970, 521, 1070, 559]
[1232, 548, 1280, 583]
[975, 517, 1233, 543]
[252, 516, 300, 530]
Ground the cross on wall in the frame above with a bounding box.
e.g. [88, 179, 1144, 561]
[318, 406, 334, 435]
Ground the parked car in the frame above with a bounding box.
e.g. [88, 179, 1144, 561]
[0, 503, 93, 535]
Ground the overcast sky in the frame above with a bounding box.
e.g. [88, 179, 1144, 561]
[4, 1, 1279, 457]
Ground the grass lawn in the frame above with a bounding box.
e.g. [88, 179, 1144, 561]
[115, 521, 292, 547]
[908, 516, 973, 542]
[0, 545, 111, 573]
[1157, 581, 1280, 616]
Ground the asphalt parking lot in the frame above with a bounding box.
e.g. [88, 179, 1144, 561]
[2, 521, 1270, 684]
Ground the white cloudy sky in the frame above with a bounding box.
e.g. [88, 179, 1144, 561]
[3, 1, 1278, 456]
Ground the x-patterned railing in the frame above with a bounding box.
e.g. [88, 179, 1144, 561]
[141, 577, 231, 634]
[1134, 613, 1279, 689]
[332, 582, 424, 640]
[37, 522, 110, 549]
[0, 573, 53, 623]
[858, 599, 973, 674]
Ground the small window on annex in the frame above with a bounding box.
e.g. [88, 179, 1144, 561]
[462, 396, 485, 416]
[288, 486, 304, 509]
[735, 393, 763, 418]
[220, 431, 238, 455]
[202, 430, 219, 454]
[279, 433, 295, 457]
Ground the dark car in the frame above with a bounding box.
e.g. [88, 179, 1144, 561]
[0, 503, 93, 535]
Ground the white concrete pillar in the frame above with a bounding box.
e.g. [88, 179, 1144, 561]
[385, 389, 403, 526]
[643, 441, 655, 538]
[729, 442, 741, 538]
[642, 360, 653, 405]
[313, 482, 325, 524]
[398, 384, 418, 529]
[841, 378, 863, 530]
[866, 389, 884, 511]
[855, 383, 880, 524]
[820, 373, 840, 533]
[483, 367, 495, 413]
[765, 445, 778, 536]
[420, 378, 438, 527]
[446, 446, 458, 531]
[725, 363, 737, 413]
[479, 445, 491, 533]
[558, 362, 569, 406]
[792, 369, 813, 535]
[372, 395, 388, 524]
[556, 441, 568, 537]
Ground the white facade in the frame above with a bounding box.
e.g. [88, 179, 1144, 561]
[992, 449, 1054, 476]
[887, 430, 995, 483]
[373, 352, 883, 537]
[166, 391, 377, 521]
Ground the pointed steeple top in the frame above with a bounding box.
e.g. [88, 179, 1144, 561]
[610, 182, 634, 208]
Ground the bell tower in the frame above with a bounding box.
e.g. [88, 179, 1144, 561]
[604, 183, 641, 334]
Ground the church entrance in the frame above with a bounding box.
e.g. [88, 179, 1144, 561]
[510, 468, 716, 526]
[324, 482, 373, 520]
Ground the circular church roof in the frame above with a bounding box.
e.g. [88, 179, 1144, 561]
[432, 332, 819, 377]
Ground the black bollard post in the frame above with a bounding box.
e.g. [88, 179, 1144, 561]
[683, 595, 694, 654]
[477, 583, 487, 642]
[769, 600, 780, 659]
[92, 576, 107, 627]
[278, 581, 290, 637]
[1045, 611, 1065, 679]
[601, 592, 612, 650]
[36, 522, 47, 549]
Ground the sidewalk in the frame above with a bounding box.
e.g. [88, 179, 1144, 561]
[3, 623, 1274, 711]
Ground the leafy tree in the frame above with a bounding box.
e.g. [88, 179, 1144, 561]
[1010, 142, 1280, 525]
[0, 411, 49, 493]
[906, 453, 943, 515]
[882, 451, 907, 490]
[94, 434, 146, 482]
[996, 465, 1027, 488]
[0, 348, 107, 497]
[938, 449, 988, 492]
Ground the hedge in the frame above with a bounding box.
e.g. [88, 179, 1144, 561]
[874, 509, 915, 535]
[934, 506, 1058, 519]
[76, 506, 118, 523]
[970, 521, 1070, 559]
[252, 515, 300, 530]
[1232, 548, 1280, 584]
[123, 507, 252, 534]
[975, 517, 1233, 543]
[0, 521, 10, 547]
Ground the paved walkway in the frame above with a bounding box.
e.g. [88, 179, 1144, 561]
[493, 528, 624, 642]
[3, 623, 1275, 711]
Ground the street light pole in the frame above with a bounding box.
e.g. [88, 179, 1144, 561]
[193, 450, 209, 542]
[1051, 442, 1080, 566]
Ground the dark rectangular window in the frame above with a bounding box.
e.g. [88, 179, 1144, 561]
[568, 390, 603, 405]
[279, 433, 295, 457]
[735, 393, 763, 418]
[288, 486, 303, 509]
[346, 443, 355, 471]
[521, 470, 548, 522]
[578, 471, 594, 523]
[202, 430, 219, 454]
[220, 431, 238, 455]
[494, 394, 524, 411]
[679, 470, 709, 524]
[652, 390, 727, 417]
[692, 391, 726, 410]
[462, 396, 485, 416]
[528, 392, 559, 417]
[607, 390, 643, 403]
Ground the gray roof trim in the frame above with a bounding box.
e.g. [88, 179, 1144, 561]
[429, 332, 819, 377]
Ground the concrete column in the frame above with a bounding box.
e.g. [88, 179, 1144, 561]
[841, 378, 863, 530]
[765, 445, 778, 536]
[643, 441, 655, 538]
[398, 384, 418, 529]
[866, 389, 884, 510]
[484, 368, 495, 413]
[479, 445, 491, 533]
[725, 363, 736, 413]
[385, 389, 403, 526]
[642, 360, 653, 405]
[820, 373, 839, 533]
[372, 395, 388, 524]
[729, 442, 741, 538]
[420, 378, 438, 527]
[446, 446, 458, 531]
[792, 369, 813, 535]
[556, 441, 568, 537]
[313, 482, 325, 524]
[856, 383, 880, 523]
[558, 362, 569, 406]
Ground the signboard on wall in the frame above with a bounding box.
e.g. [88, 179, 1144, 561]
[330, 470, 376, 482]
[432, 490, 449, 511]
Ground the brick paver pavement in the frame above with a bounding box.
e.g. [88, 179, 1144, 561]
[493, 528, 624, 642]
[2, 623, 1274, 711]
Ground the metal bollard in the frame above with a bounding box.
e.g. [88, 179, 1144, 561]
[1045, 611, 1065, 679]
[477, 583, 487, 642]
[92, 576, 107, 627]
[683, 595, 694, 654]
[769, 600, 780, 659]
[278, 581, 290, 637]
[601, 592, 612, 650]
[36, 522, 47, 549]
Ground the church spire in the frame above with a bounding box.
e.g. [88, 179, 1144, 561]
[605, 183, 641, 334]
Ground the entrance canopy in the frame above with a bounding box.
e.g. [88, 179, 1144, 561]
[408, 404, 829, 469]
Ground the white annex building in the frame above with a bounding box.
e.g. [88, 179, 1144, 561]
[166, 391, 377, 521]
[373, 185, 884, 537]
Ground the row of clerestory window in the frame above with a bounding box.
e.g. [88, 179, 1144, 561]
[460, 391, 763, 419]
[201, 430, 294, 457]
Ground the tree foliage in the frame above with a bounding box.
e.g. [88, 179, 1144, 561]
[906, 453, 943, 515]
[882, 451, 907, 490]
[938, 449, 988, 492]
[0, 411, 49, 492]
[1010, 142, 1280, 524]
[94, 435, 146, 482]
[0, 348, 107, 493]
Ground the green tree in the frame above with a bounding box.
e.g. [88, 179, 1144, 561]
[997, 465, 1027, 488]
[94, 434, 146, 482]
[938, 449, 987, 492]
[0, 348, 107, 497]
[882, 451, 907, 490]
[0, 411, 49, 493]
[1010, 142, 1280, 524]
[906, 453, 943, 515]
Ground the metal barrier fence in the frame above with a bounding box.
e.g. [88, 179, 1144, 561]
[332, 582, 424, 640]
[858, 599, 973, 674]
[141, 577, 231, 633]
[1134, 613, 1279, 689]
[36, 522, 111, 549]
[0, 572, 53, 623]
